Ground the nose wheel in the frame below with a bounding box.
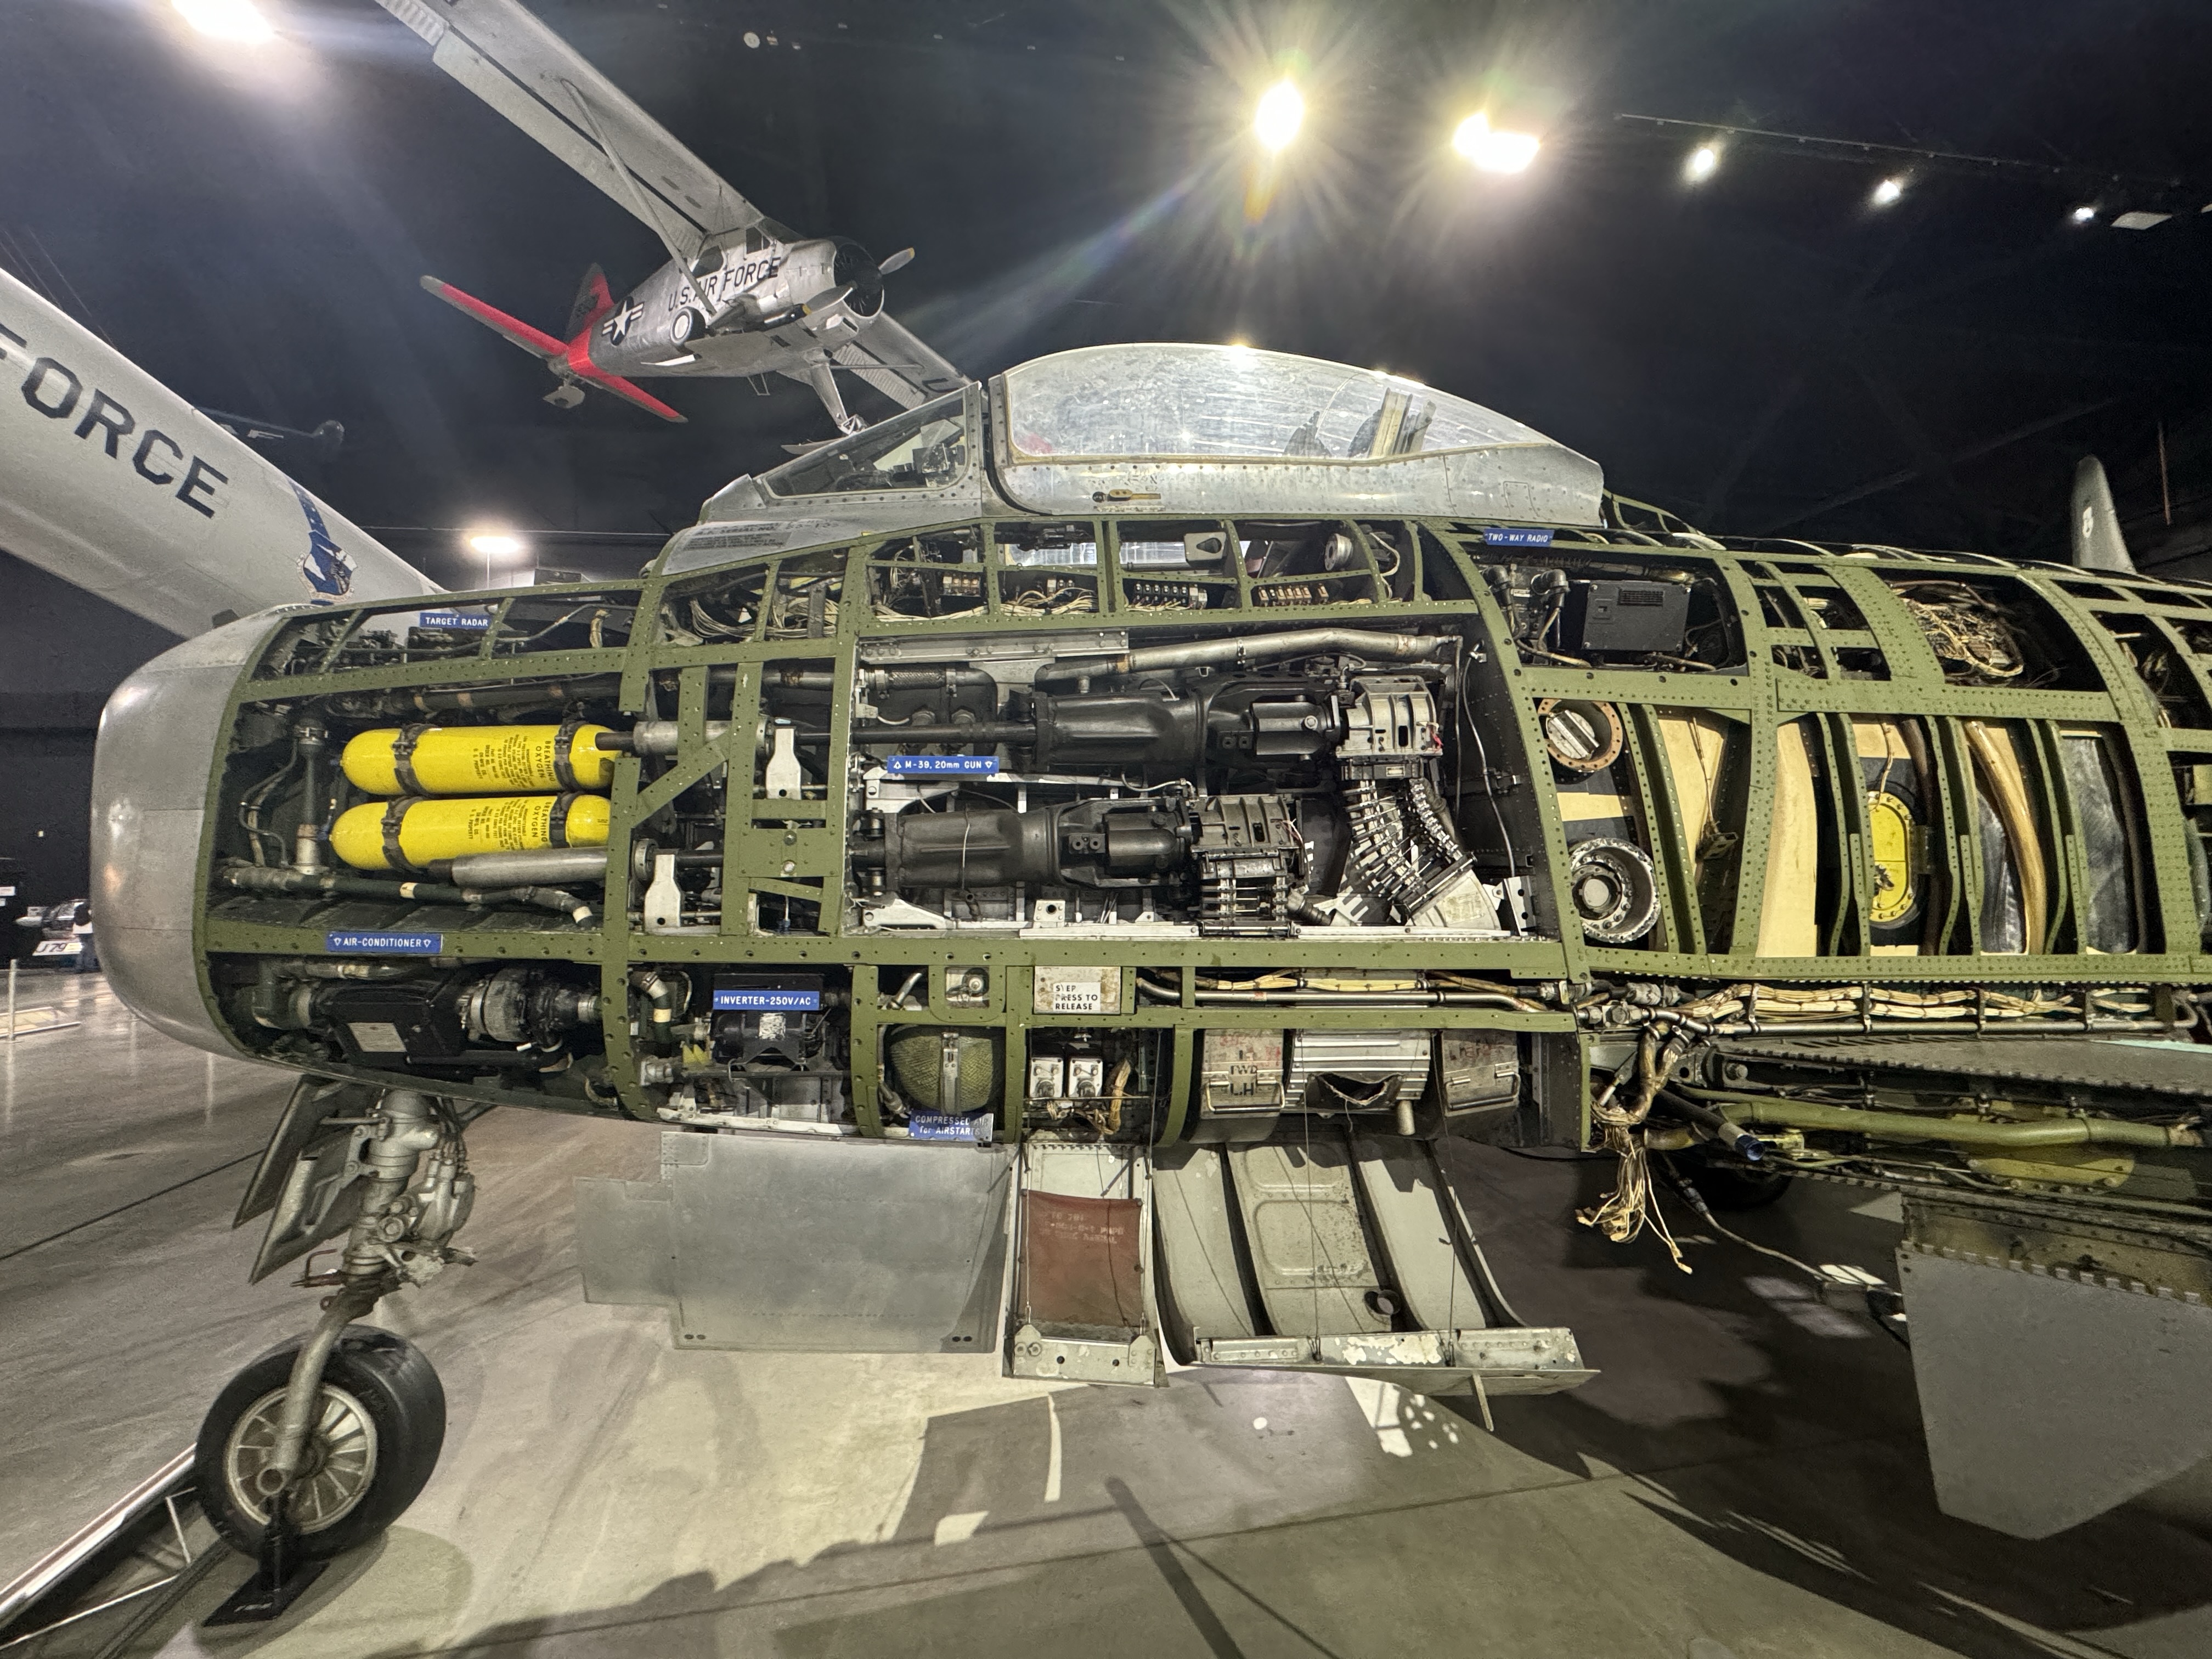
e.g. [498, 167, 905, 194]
[196, 1326, 445, 1623]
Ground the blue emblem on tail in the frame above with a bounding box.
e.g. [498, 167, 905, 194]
[291, 483, 355, 601]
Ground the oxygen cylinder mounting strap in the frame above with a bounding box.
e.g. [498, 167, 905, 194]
[552, 715, 584, 791]
[391, 724, 431, 797]
[548, 792, 576, 848]
[381, 797, 423, 873]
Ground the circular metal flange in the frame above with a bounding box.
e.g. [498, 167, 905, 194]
[223, 1384, 380, 1533]
[1568, 837, 1660, 944]
[1537, 698, 1624, 774]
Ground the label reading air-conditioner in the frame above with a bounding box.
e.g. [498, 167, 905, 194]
[1034, 966, 1119, 1015]
[325, 930, 444, 955]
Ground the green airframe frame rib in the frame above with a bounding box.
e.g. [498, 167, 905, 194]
[195, 510, 2212, 1142]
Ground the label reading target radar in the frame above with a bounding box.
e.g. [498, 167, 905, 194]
[1035, 966, 1120, 1015]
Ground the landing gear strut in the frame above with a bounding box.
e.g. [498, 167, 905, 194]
[196, 1090, 473, 1624]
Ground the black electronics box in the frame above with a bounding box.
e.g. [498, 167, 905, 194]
[1564, 580, 1689, 655]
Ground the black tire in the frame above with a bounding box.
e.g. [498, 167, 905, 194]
[193, 1325, 445, 1560]
[1679, 1147, 1795, 1211]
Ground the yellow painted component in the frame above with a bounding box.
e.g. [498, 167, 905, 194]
[1558, 782, 1627, 825]
[1657, 709, 1731, 866]
[329, 793, 610, 872]
[1757, 718, 1821, 956]
[1853, 715, 1910, 763]
[341, 725, 613, 796]
[1865, 789, 1917, 927]
[1964, 719, 2048, 953]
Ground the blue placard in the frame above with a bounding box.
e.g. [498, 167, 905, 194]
[417, 610, 492, 630]
[906, 1112, 981, 1142]
[1481, 526, 1554, 547]
[712, 988, 822, 1011]
[884, 754, 998, 776]
[325, 930, 443, 956]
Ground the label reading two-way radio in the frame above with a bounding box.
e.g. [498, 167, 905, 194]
[1482, 526, 1555, 547]
[417, 609, 492, 630]
[885, 754, 998, 776]
[325, 930, 444, 956]
[712, 988, 821, 1011]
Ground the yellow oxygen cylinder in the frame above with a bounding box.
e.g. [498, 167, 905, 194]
[340, 723, 613, 795]
[329, 793, 610, 872]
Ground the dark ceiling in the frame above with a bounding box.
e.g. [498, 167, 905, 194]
[7, 0, 2212, 588]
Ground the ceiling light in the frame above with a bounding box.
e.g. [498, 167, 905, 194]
[1453, 112, 1539, 174]
[173, 0, 275, 41]
[2071, 205, 2097, 224]
[466, 533, 524, 557]
[1686, 144, 1719, 182]
[1254, 80, 1304, 154]
[1871, 176, 1905, 207]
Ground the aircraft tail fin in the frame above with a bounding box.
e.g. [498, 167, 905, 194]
[566, 263, 615, 337]
[2070, 456, 2136, 573]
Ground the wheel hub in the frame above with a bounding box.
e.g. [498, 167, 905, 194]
[224, 1384, 379, 1532]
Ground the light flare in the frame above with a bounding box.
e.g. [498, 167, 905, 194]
[173, 0, 276, 42]
[1453, 112, 1539, 174]
[1254, 80, 1305, 154]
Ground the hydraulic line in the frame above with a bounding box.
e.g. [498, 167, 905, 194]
[1034, 627, 1452, 682]
[329, 674, 619, 719]
[218, 861, 595, 923]
[1681, 1087, 2202, 1149]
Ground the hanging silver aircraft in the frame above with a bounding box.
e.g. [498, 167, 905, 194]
[375, 0, 965, 433]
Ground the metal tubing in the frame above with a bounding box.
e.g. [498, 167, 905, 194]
[334, 675, 619, 719]
[0, 1450, 193, 1632]
[290, 723, 326, 874]
[1698, 1090, 2200, 1149]
[1037, 628, 1450, 682]
[594, 720, 731, 756]
[219, 863, 593, 923]
[444, 848, 610, 887]
[258, 1285, 380, 1494]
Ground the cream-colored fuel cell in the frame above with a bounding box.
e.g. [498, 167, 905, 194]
[341, 724, 614, 796]
[329, 792, 610, 871]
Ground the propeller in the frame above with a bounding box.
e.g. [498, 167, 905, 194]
[877, 247, 915, 277]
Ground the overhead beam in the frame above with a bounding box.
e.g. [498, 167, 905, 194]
[1752, 398, 2116, 535]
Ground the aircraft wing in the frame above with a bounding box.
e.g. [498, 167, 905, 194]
[825, 313, 970, 410]
[375, 0, 769, 263]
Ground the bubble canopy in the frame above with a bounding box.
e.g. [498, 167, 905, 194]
[1000, 343, 1547, 464]
[690, 343, 1602, 565]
